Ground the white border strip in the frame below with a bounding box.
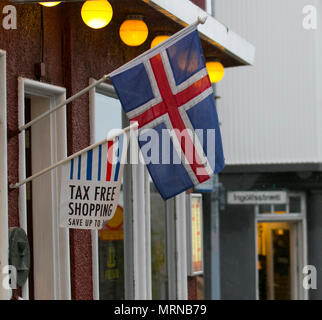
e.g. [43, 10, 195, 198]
[176, 192, 188, 299]
[0, 50, 9, 300]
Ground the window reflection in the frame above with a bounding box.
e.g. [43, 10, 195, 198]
[151, 190, 169, 299]
[94, 92, 125, 300]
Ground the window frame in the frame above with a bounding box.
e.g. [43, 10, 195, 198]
[89, 79, 188, 300]
[18, 77, 71, 300]
[90, 80, 153, 299]
[206, 0, 213, 15]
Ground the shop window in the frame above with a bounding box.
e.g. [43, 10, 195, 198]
[90, 80, 188, 300]
[151, 190, 169, 299]
[91, 88, 125, 300]
[91, 81, 153, 300]
[150, 187, 178, 299]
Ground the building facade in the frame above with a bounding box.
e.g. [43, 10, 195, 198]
[216, 0, 322, 299]
[0, 0, 254, 300]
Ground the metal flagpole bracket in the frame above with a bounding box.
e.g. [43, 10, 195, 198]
[17, 17, 204, 134]
[198, 16, 208, 25]
[18, 74, 110, 133]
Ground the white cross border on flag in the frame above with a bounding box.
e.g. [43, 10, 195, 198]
[125, 49, 215, 186]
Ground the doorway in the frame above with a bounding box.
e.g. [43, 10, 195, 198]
[255, 193, 307, 300]
[257, 222, 300, 300]
[19, 78, 70, 299]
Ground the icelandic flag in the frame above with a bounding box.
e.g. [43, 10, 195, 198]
[111, 26, 225, 200]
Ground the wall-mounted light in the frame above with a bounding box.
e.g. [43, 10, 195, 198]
[39, 1, 61, 6]
[150, 34, 171, 49]
[81, 0, 113, 29]
[119, 15, 148, 47]
[206, 61, 225, 83]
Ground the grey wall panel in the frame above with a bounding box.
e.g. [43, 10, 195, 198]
[306, 190, 322, 300]
[220, 204, 256, 299]
[215, 0, 322, 165]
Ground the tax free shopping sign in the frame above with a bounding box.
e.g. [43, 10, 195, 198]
[59, 133, 128, 230]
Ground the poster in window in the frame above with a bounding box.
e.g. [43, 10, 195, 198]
[187, 194, 203, 276]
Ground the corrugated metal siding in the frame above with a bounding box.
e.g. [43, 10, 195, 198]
[215, 0, 322, 165]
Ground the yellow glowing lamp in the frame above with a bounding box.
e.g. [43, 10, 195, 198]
[81, 0, 113, 29]
[206, 61, 225, 83]
[277, 229, 285, 236]
[150, 35, 170, 48]
[119, 16, 148, 47]
[39, 2, 61, 7]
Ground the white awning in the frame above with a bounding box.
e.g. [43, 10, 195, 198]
[10, 0, 255, 67]
[141, 0, 256, 67]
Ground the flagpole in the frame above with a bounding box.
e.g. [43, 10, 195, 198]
[18, 16, 207, 133]
[19, 75, 110, 132]
[10, 122, 138, 189]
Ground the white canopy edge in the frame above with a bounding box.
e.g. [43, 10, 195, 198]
[141, 0, 256, 66]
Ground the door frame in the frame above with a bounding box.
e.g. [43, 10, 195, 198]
[254, 192, 308, 300]
[18, 78, 71, 300]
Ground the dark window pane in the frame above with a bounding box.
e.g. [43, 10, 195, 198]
[98, 204, 125, 300]
[289, 197, 301, 213]
[151, 190, 169, 299]
[259, 204, 271, 214]
[274, 204, 286, 214]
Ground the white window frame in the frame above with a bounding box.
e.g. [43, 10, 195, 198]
[89, 80, 118, 300]
[254, 192, 308, 300]
[89, 80, 153, 299]
[176, 193, 188, 299]
[89, 80, 188, 300]
[206, 0, 213, 15]
[18, 78, 71, 300]
[0, 50, 9, 300]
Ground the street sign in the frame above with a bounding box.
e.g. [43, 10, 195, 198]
[227, 191, 287, 205]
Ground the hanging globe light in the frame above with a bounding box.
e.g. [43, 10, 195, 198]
[81, 0, 113, 29]
[39, 2, 61, 7]
[119, 15, 148, 47]
[150, 34, 171, 49]
[206, 61, 225, 83]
